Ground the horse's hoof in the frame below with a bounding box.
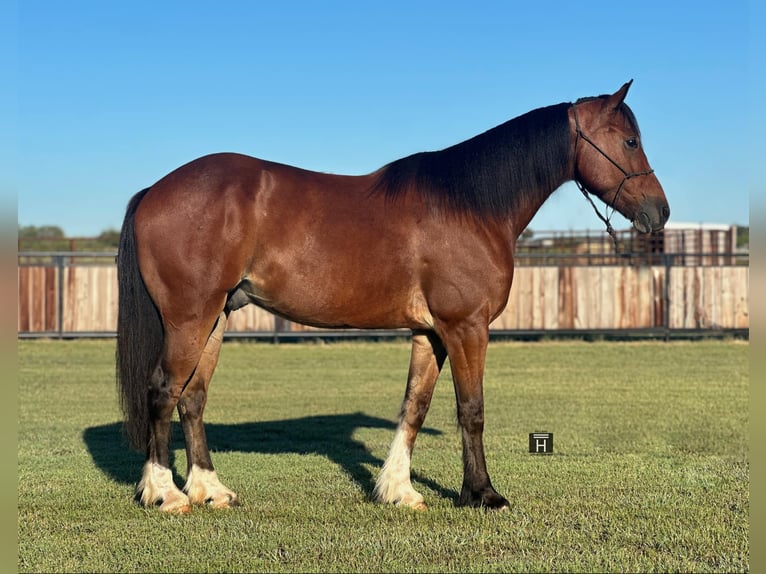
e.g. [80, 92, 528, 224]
[483, 496, 511, 511]
[209, 495, 240, 509]
[159, 500, 192, 514]
[459, 487, 510, 511]
[411, 501, 428, 512]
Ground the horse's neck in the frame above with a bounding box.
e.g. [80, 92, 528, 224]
[506, 160, 573, 238]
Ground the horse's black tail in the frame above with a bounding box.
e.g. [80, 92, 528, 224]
[116, 188, 164, 451]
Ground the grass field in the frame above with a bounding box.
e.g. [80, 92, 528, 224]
[18, 339, 748, 572]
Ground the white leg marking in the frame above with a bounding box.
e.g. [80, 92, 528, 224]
[374, 427, 426, 510]
[184, 464, 239, 508]
[137, 462, 190, 513]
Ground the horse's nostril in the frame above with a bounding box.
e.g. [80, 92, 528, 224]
[661, 205, 670, 220]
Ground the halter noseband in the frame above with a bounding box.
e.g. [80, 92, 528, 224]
[572, 103, 655, 250]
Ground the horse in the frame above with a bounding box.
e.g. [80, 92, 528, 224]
[116, 80, 669, 513]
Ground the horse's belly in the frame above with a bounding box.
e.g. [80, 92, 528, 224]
[232, 271, 433, 330]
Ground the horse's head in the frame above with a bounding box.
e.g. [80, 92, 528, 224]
[571, 81, 669, 233]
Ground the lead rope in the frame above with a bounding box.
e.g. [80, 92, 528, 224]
[571, 104, 654, 254]
[575, 178, 621, 251]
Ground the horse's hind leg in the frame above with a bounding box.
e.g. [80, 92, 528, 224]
[375, 331, 446, 510]
[137, 364, 191, 512]
[136, 363, 190, 513]
[178, 311, 238, 508]
[137, 317, 219, 513]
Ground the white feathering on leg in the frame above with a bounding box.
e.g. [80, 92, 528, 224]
[184, 464, 238, 508]
[137, 461, 191, 513]
[374, 427, 426, 510]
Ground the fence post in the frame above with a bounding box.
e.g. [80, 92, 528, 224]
[663, 253, 672, 341]
[55, 255, 65, 339]
[273, 316, 288, 344]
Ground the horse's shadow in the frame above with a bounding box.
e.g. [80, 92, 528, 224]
[83, 412, 458, 503]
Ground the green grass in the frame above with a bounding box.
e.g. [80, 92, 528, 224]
[18, 339, 748, 572]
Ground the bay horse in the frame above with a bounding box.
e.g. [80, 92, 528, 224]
[117, 81, 669, 513]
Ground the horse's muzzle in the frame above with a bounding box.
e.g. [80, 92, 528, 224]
[633, 200, 670, 233]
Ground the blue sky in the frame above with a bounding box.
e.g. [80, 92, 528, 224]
[10, 1, 753, 236]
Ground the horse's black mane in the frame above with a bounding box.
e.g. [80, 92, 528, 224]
[372, 102, 573, 218]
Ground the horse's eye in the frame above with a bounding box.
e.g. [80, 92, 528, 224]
[625, 137, 639, 150]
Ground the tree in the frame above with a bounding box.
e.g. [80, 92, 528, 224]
[18, 224, 65, 239]
[97, 228, 121, 248]
[736, 226, 749, 249]
[520, 228, 534, 241]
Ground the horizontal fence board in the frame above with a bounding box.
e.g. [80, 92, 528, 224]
[17, 262, 749, 335]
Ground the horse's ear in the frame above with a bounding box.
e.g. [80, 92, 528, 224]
[605, 80, 633, 111]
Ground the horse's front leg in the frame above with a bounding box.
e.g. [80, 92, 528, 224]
[440, 320, 510, 510]
[375, 330, 446, 510]
[178, 312, 238, 509]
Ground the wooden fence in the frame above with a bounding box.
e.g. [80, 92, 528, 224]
[18, 253, 749, 337]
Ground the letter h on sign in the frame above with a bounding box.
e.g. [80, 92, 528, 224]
[529, 432, 553, 454]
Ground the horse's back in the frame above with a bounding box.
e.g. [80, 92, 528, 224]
[131, 152, 513, 331]
[131, 153, 417, 326]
